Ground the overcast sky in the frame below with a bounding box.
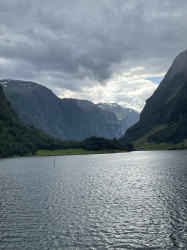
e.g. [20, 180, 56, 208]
[0, 0, 187, 111]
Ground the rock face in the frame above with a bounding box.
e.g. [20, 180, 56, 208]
[97, 103, 139, 134]
[120, 50, 187, 147]
[1, 80, 126, 140]
[0, 85, 63, 157]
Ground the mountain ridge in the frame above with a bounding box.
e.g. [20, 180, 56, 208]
[0, 85, 66, 157]
[1, 79, 138, 141]
[97, 103, 139, 134]
[0, 85, 127, 157]
[120, 50, 187, 149]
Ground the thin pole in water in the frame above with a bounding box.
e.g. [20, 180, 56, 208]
[54, 156, 55, 166]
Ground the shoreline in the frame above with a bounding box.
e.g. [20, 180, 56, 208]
[34, 148, 128, 157]
[0, 149, 128, 160]
[1, 147, 186, 160]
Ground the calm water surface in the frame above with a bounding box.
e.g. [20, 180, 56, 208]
[0, 151, 187, 249]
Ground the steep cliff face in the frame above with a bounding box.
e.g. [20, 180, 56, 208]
[1, 80, 123, 140]
[97, 103, 139, 134]
[120, 50, 187, 148]
[141, 50, 187, 122]
[0, 85, 63, 157]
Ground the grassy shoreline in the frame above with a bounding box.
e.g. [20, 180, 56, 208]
[35, 146, 186, 157]
[1, 147, 186, 160]
[35, 148, 127, 156]
[134, 142, 187, 151]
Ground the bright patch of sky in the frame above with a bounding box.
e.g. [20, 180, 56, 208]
[146, 76, 164, 84]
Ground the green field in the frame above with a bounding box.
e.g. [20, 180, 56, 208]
[36, 148, 126, 156]
[139, 142, 174, 150]
[136, 142, 187, 150]
[132, 125, 167, 147]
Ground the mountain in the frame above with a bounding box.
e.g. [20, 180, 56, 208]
[1, 80, 124, 140]
[0, 85, 67, 158]
[97, 103, 139, 134]
[120, 50, 187, 149]
[0, 85, 126, 157]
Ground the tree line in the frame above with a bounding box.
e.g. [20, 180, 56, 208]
[0, 85, 133, 158]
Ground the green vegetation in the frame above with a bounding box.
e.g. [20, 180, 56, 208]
[0, 85, 127, 158]
[0, 85, 74, 158]
[1, 80, 123, 141]
[135, 141, 187, 151]
[80, 136, 125, 151]
[137, 142, 176, 150]
[132, 125, 167, 146]
[120, 50, 187, 149]
[36, 148, 126, 156]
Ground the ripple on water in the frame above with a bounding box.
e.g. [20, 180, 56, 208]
[0, 151, 187, 249]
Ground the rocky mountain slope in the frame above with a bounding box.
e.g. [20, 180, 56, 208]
[1, 80, 126, 140]
[0, 85, 65, 157]
[0, 85, 126, 157]
[120, 50, 187, 149]
[97, 103, 139, 134]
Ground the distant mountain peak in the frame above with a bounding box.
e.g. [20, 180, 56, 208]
[96, 102, 139, 134]
[0, 79, 123, 140]
[1, 79, 140, 140]
[0, 79, 44, 90]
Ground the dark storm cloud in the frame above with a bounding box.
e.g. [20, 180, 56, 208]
[0, 0, 187, 90]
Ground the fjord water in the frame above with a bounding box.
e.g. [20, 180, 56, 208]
[0, 151, 187, 249]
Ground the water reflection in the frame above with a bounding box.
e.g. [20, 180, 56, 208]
[0, 151, 187, 249]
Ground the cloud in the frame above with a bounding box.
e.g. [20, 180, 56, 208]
[58, 67, 158, 112]
[0, 0, 187, 110]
